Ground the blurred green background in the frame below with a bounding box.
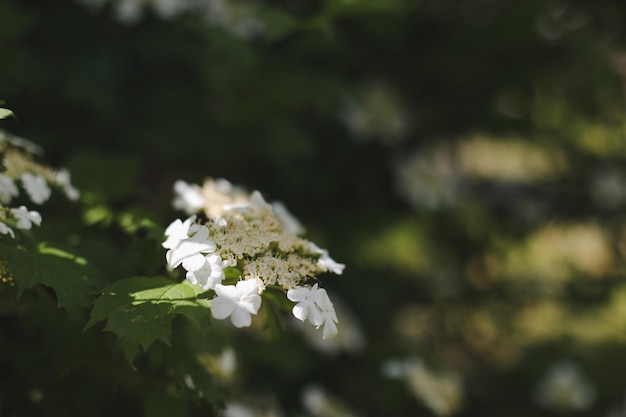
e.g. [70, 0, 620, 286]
[3, 0, 626, 416]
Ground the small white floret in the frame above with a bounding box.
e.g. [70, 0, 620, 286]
[0, 222, 15, 238]
[10, 206, 42, 230]
[21, 173, 51, 205]
[185, 253, 225, 290]
[211, 279, 262, 328]
[0, 174, 18, 204]
[165, 225, 216, 269]
[55, 169, 80, 201]
[172, 180, 205, 215]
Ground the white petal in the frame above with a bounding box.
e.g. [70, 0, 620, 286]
[182, 253, 207, 272]
[211, 297, 235, 319]
[237, 279, 260, 296]
[322, 318, 338, 339]
[239, 296, 261, 315]
[230, 308, 252, 328]
[215, 284, 238, 299]
[292, 304, 308, 321]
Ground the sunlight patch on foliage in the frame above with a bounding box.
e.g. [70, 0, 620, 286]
[86, 276, 212, 361]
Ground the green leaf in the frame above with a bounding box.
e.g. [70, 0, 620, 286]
[0, 108, 16, 120]
[86, 276, 212, 361]
[0, 241, 104, 320]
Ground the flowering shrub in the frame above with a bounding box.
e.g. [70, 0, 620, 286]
[0, 106, 348, 414]
[164, 179, 342, 338]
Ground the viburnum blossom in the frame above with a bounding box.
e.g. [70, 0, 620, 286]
[288, 284, 339, 339]
[315, 287, 339, 339]
[0, 222, 14, 238]
[55, 169, 80, 201]
[10, 206, 42, 230]
[185, 253, 226, 290]
[163, 178, 345, 338]
[164, 222, 216, 269]
[211, 279, 262, 328]
[287, 284, 323, 326]
[0, 130, 80, 240]
[0, 173, 18, 204]
[172, 180, 205, 214]
[21, 173, 51, 204]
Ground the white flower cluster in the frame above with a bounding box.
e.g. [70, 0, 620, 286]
[340, 81, 411, 146]
[532, 361, 596, 412]
[0, 130, 80, 238]
[164, 179, 344, 338]
[383, 357, 464, 417]
[75, 0, 264, 38]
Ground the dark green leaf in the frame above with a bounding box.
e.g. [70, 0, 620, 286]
[86, 276, 211, 361]
[0, 241, 104, 320]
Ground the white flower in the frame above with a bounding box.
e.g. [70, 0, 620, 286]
[382, 357, 464, 416]
[55, 169, 80, 201]
[211, 279, 262, 328]
[165, 224, 216, 269]
[307, 242, 345, 275]
[288, 284, 339, 339]
[186, 253, 226, 290]
[533, 361, 596, 412]
[10, 206, 42, 230]
[0, 222, 15, 238]
[162, 215, 198, 249]
[287, 284, 323, 326]
[318, 254, 345, 275]
[0, 174, 18, 204]
[222, 402, 256, 417]
[315, 288, 339, 339]
[172, 180, 205, 214]
[21, 173, 51, 204]
[272, 201, 304, 235]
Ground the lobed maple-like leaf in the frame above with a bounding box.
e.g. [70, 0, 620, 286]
[0, 241, 104, 320]
[85, 276, 212, 361]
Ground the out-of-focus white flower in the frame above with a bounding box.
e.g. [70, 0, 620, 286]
[21, 173, 51, 205]
[186, 253, 226, 290]
[211, 279, 262, 328]
[272, 201, 303, 235]
[217, 347, 237, 378]
[113, 0, 142, 24]
[383, 357, 464, 417]
[222, 402, 256, 417]
[589, 167, 626, 209]
[55, 169, 80, 201]
[0, 130, 42, 154]
[340, 82, 410, 146]
[302, 385, 357, 417]
[292, 294, 365, 354]
[10, 206, 42, 230]
[205, 0, 265, 39]
[394, 145, 462, 211]
[173, 180, 206, 215]
[533, 361, 596, 412]
[307, 242, 345, 275]
[0, 222, 15, 238]
[0, 173, 18, 204]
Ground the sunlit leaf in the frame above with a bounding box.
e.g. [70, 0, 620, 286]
[0, 108, 16, 120]
[0, 241, 104, 320]
[86, 276, 211, 361]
